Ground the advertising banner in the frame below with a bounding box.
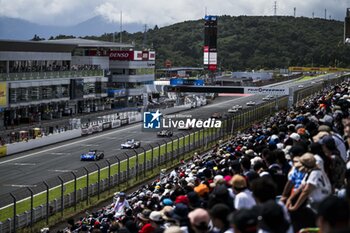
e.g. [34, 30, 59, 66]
[0, 82, 7, 107]
[109, 51, 134, 60]
[0, 145, 7, 157]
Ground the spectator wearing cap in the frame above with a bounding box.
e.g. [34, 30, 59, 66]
[229, 208, 257, 233]
[209, 203, 232, 233]
[263, 150, 287, 195]
[188, 208, 213, 233]
[316, 196, 350, 233]
[171, 203, 190, 233]
[289, 132, 301, 143]
[137, 209, 154, 233]
[257, 200, 290, 233]
[207, 184, 234, 211]
[175, 195, 189, 206]
[161, 206, 178, 229]
[318, 135, 346, 190]
[230, 175, 256, 210]
[187, 191, 203, 211]
[316, 125, 347, 163]
[239, 156, 259, 187]
[194, 183, 210, 198]
[113, 192, 131, 218]
[287, 153, 331, 213]
[149, 211, 165, 233]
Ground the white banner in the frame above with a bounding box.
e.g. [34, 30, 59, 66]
[244, 87, 289, 95]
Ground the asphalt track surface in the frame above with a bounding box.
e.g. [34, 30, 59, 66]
[0, 74, 339, 196]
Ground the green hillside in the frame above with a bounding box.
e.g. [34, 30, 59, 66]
[84, 16, 350, 70]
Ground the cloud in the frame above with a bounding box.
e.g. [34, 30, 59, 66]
[0, 0, 347, 26]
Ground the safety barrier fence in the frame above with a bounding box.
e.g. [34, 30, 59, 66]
[0, 97, 288, 233]
[0, 74, 347, 232]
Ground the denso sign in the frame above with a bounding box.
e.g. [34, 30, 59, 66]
[109, 51, 134, 60]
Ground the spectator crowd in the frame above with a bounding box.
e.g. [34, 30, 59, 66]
[53, 80, 350, 233]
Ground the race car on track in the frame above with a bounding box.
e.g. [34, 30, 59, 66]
[211, 112, 222, 119]
[157, 130, 173, 137]
[233, 105, 243, 110]
[80, 150, 104, 161]
[228, 108, 239, 113]
[262, 95, 274, 101]
[246, 101, 256, 106]
[121, 139, 141, 149]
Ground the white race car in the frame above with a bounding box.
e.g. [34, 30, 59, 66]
[233, 105, 243, 110]
[262, 95, 274, 101]
[121, 139, 141, 149]
[246, 101, 256, 106]
[228, 108, 239, 113]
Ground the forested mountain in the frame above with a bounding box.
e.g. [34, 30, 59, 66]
[86, 16, 350, 70]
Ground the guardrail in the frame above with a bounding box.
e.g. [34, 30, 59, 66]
[0, 74, 347, 232]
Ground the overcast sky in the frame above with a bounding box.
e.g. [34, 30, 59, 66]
[0, 0, 348, 26]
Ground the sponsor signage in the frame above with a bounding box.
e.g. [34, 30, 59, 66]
[134, 51, 143, 61]
[170, 78, 204, 86]
[149, 51, 156, 60]
[244, 87, 289, 96]
[142, 51, 149, 60]
[0, 82, 7, 107]
[109, 50, 155, 61]
[109, 51, 134, 60]
[107, 89, 126, 97]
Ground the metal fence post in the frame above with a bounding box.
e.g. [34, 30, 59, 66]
[58, 176, 64, 218]
[10, 193, 16, 233]
[124, 152, 130, 184]
[174, 135, 180, 159]
[83, 167, 89, 205]
[71, 171, 77, 211]
[156, 142, 161, 168]
[27, 187, 34, 231]
[180, 133, 186, 161]
[171, 138, 175, 163]
[140, 147, 146, 177]
[43, 181, 49, 225]
[95, 163, 101, 200]
[133, 149, 139, 181]
[201, 129, 205, 146]
[106, 160, 111, 193]
[162, 139, 168, 165]
[115, 156, 121, 186]
[149, 145, 154, 173]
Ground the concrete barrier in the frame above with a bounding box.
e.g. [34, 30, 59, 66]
[6, 129, 82, 155]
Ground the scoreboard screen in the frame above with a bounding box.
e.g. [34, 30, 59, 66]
[204, 15, 218, 71]
[345, 8, 350, 43]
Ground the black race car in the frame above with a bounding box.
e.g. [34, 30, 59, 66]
[157, 130, 173, 137]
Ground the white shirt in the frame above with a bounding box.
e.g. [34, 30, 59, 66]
[302, 169, 331, 204]
[234, 189, 256, 210]
[314, 154, 324, 171]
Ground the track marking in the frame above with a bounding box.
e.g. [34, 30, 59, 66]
[12, 163, 36, 166]
[50, 152, 70, 155]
